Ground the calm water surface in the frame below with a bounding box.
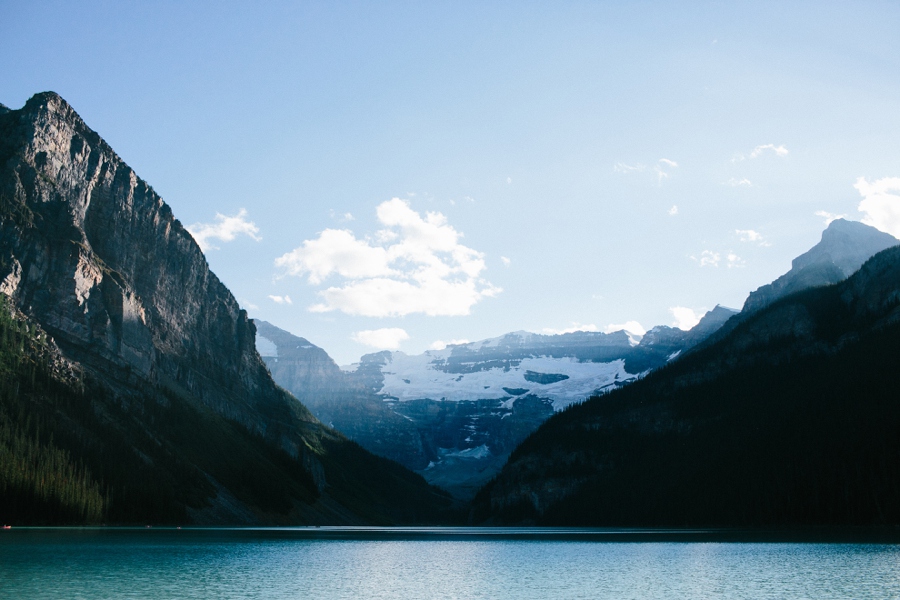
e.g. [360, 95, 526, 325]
[2, 528, 899, 599]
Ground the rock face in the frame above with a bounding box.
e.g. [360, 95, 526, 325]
[258, 310, 737, 499]
[742, 219, 897, 313]
[0, 92, 296, 437]
[0, 92, 454, 524]
[254, 320, 430, 470]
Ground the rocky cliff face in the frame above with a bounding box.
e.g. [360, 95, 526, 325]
[0, 92, 289, 435]
[0, 92, 454, 524]
[254, 322, 348, 401]
[254, 320, 430, 470]
[742, 219, 897, 314]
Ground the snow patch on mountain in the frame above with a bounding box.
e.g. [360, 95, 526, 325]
[377, 353, 635, 410]
[445, 444, 492, 459]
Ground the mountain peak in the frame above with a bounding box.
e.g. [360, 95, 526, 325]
[825, 217, 872, 233]
[743, 220, 898, 313]
[21, 91, 79, 122]
[691, 305, 738, 332]
[0, 91, 457, 525]
[25, 90, 67, 107]
[792, 219, 898, 274]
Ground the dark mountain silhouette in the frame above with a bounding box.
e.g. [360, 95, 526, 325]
[473, 245, 900, 527]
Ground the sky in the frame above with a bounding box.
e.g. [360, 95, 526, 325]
[2, 1, 900, 364]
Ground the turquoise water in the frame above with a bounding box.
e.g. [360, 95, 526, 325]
[2, 528, 900, 599]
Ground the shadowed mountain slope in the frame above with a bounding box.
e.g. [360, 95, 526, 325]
[473, 245, 900, 527]
[0, 92, 456, 525]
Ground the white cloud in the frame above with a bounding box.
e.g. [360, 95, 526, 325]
[187, 209, 261, 252]
[501, 256, 511, 267]
[617, 159, 676, 183]
[668, 205, 679, 216]
[655, 158, 678, 183]
[749, 144, 789, 159]
[693, 250, 744, 268]
[726, 178, 753, 187]
[735, 229, 770, 246]
[613, 162, 646, 174]
[542, 323, 600, 335]
[309, 277, 501, 317]
[507, 177, 512, 184]
[277, 198, 500, 317]
[726, 252, 745, 268]
[268, 295, 292, 304]
[604, 321, 646, 336]
[736, 229, 762, 242]
[240, 299, 259, 311]
[329, 210, 355, 222]
[732, 144, 789, 163]
[430, 339, 471, 351]
[815, 210, 847, 226]
[696, 250, 721, 267]
[352, 328, 410, 350]
[276, 229, 393, 285]
[670, 306, 702, 330]
[855, 176, 900, 238]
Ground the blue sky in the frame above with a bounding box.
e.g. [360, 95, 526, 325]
[3, 1, 900, 363]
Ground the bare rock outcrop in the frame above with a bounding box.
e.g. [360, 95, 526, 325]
[0, 92, 455, 524]
[0, 92, 313, 446]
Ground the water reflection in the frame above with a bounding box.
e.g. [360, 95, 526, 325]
[1, 529, 899, 599]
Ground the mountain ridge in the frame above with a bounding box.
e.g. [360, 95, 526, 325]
[742, 218, 897, 313]
[472, 244, 900, 526]
[0, 91, 456, 525]
[257, 305, 737, 498]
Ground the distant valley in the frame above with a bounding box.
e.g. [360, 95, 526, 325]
[257, 306, 738, 497]
[258, 217, 899, 502]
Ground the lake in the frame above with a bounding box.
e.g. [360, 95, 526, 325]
[2, 528, 899, 599]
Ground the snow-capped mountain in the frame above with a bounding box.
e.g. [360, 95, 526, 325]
[349, 305, 740, 408]
[253, 219, 897, 502]
[347, 332, 638, 411]
[256, 307, 736, 499]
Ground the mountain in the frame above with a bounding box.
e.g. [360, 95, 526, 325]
[742, 219, 897, 313]
[258, 309, 736, 499]
[471, 245, 900, 527]
[0, 92, 456, 525]
[254, 320, 429, 470]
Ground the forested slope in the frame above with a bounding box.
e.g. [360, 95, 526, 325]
[473, 246, 900, 527]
